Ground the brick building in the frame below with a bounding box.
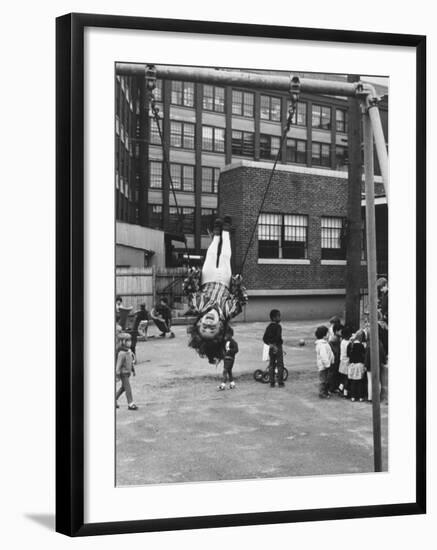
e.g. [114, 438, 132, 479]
[219, 162, 386, 321]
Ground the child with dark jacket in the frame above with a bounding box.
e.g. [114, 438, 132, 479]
[263, 309, 285, 387]
[151, 297, 175, 338]
[131, 303, 149, 356]
[218, 326, 239, 390]
[328, 321, 343, 393]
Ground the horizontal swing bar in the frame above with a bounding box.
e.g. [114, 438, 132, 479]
[116, 63, 365, 97]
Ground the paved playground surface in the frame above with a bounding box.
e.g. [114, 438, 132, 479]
[116, 320, 388, 486]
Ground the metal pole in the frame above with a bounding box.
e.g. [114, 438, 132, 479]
[363, 110, 382, 472]
[345, 74, 363, 332]
[368, 104, 389, 200]
[115, 63, 360, 97]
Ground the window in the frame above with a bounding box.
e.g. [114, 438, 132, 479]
[201, 167, 220, 193]
[258, 213, 308, 259]
[170, 121, 195, 149]
[149, 161, 162, 188]
[232, 130, 254, 157]
[202, 125, 225, 152]
[171, 81, 194, 107]
[148, 204, 163, 229]
[336, 109, 348, 133]
[260, 95, 281, 121]
[286, 138, 307, 164]
[312, 142, 331, 167]
[203, 85, 225, 112]
[335, 145, 348, 170]
[260, 134, 281, 160]
[149, 117, 161, 145]
[312, 104, 332, 130]
[115, 115, 120, 135]
[232, 90, 254, 117]
[287, 101, 307, 126]
[201, 208, 217, 234]
[169, 164, 195, 192]
[321, 216, 346, 260]
[169, 206, 195, 234]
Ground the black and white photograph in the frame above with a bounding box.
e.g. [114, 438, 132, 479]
[114, 63, 390, 486]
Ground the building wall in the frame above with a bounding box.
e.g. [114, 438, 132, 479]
[219, 163, 368, 291]
[116, 222, 166, 267]
[241, 294, 345, 322]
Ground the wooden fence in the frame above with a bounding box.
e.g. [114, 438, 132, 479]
[115, 267, 187, 311]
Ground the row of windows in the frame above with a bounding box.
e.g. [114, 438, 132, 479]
[258, 213, 347, 260]
[148, 205, 217, 234]
[149, 162, 220, 193]
[146, 207, 348, 259]
[149, 118, 348, 168]
[151, 79, 348, 129]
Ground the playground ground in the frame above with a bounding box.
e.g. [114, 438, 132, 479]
[116, 320, 388, 486]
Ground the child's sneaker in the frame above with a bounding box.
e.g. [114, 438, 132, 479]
[229, 381, 236, 389]
[128, 403, 138, 410]
[217, 383, 226, 391]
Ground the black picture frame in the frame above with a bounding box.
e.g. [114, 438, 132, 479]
[56, 12, 426, 537]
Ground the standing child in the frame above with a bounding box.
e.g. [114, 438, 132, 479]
[364, 324, 387, 401]
[338, 325, 352, 397]
[263, 309, 285, 387]
[315, 326, 335, 398]
[328, 321, 343, 393]
[218, 326, 239, 390]
[115, 332, 138, 410]
[347, 331, 367, 402]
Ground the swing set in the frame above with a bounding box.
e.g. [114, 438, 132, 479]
[117, 63, 389, 472]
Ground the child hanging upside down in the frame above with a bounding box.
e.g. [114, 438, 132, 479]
[183, 216, 248, 364]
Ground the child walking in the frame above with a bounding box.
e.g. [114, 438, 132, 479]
[347, 332, 367, 402]
[263, 309, 285, 387]
[115, 332, 138, 410]
[218, 326, 239, 390]
[315, 325, 335, 398]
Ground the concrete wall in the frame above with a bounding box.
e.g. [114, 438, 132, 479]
[241, 294, 345, 322]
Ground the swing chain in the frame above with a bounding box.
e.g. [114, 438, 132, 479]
[144, 64, 191, 268]
[286, 75, 301, 132]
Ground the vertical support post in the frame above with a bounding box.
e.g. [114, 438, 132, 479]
[363, 110, 382, 472]
[345, 74, 363, 332]
[368, 104, 389, 201]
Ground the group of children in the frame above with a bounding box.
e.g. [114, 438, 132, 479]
[114, 295, 176, 410]
[315, 315, 387, 402]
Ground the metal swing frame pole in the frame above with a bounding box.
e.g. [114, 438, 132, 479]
[368, 103, 389, 200]
[362, 107, 382, 472]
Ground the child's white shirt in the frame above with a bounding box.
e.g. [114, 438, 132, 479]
[315, 339, 334, 371]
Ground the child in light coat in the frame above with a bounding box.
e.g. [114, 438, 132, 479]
[315, 325, 335, 398]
